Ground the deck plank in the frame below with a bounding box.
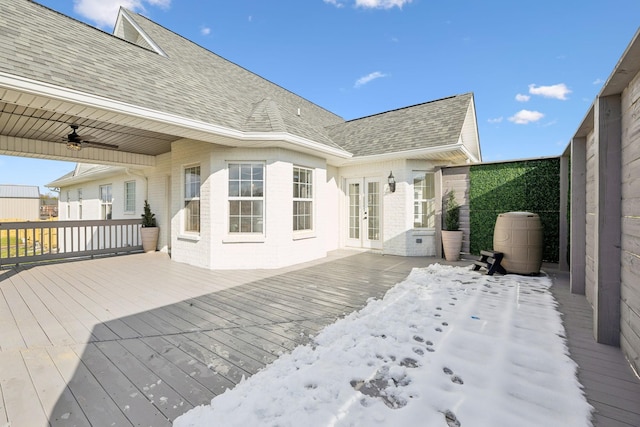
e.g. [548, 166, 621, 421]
[47, 344, 135, 427]
[549, 270, 640, 427]
[0, 285, 27, 351]
[141, 335, 236, 396]
[18, 268, 97, 345]
[0, 349, 49, 427]
[22, 266, 117, 343]
[82, 341, 177, 426]
[21, 347, 90, 427]
[1, 277, 51, 348]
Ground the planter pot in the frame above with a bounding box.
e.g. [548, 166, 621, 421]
[442, 230, 463, 261]
[141, 227, 159, 253]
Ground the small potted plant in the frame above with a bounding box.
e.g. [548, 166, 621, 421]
[140, 200, 159, 252]
[441, 190, 463, 261]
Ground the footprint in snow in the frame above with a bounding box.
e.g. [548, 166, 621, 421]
[443, 367, 464, 385]
[444, 409, 461, 427]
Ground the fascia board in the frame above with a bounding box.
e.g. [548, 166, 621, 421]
[341, 143, 472, 165]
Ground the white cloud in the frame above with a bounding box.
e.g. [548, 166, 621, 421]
[323, 0, 346, 7]
[200, 26, 211, 36]
[354, 71, 387, 88]
[74, 0, 170, 28]
[528, 83, 571, 100]
[508, 110, 544, 125]
[515, 94, 530, 102]
[488, 117, 503, 124]
[324, 0, 412, 9]
[356, 0, 412, 9]
[592, 78, 604, 85]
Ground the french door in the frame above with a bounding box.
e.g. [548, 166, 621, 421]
[346, 178, 382, 250]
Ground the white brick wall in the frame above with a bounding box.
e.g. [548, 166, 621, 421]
[58, 172, 147, 221]
[170, 140, 212, 269]
[56, 146, 452, 268]
[337, 159, 442, 257]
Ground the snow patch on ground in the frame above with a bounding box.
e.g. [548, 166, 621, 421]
[174, 264, 593, 427]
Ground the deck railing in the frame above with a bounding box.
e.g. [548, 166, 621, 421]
[0, 219, 143, 267]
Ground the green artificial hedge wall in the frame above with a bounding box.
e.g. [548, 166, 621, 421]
[469, 158, 560, 262]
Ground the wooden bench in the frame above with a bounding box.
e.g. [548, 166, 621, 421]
[472, 250, 506, 275]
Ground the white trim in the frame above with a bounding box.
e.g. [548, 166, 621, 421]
[115, 9, 168, 57]
[339, 143, 477, 165]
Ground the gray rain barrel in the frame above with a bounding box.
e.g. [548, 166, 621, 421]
[493, 212, 543, 275]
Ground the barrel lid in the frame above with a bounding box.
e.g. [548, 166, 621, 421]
[498, 211, 538, 217]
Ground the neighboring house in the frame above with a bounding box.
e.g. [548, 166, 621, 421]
[567, 28, 640, 374]
[40, 197, 58, 219]
[48, 163, 146, 222]
[10, 2, 483, 270]
[0, 184, 40, 221]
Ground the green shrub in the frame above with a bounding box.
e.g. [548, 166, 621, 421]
[469, 158, 560, 262]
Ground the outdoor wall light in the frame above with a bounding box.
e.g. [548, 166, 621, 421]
[388, 171, 396, 193]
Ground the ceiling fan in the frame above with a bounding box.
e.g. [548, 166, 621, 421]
[63, 125, 119, 151]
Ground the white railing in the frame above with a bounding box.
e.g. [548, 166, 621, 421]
[0, 219, 143, 267]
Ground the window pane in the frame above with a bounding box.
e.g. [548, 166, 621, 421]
[229, 181, 240, 197]
[125, 181, 135, 212]
[185, 200, 200, 232]
[184, 166, 201, 232]
[185, 166, 201, 198]
[253, 181, 263, 197]
[292, 167, 313, 231]
[241, 164, 252, 179]
[228, 163, 264, 234]
[229, 164, 239, 180]
[229, 200, 239, 215]
[413, 172, 435, 228]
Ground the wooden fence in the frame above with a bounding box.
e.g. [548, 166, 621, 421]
[0, 219, 143, 267]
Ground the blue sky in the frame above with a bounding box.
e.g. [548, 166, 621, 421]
[2, 0, 640, 194]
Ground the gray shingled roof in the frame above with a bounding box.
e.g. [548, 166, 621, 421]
[0, 185, 40, 198]
[0, 1, 345, 150]
[327, 94, 473, 157]
[1, 1, 477, 160]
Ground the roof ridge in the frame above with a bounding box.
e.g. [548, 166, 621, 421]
[337, 92, 472, 125]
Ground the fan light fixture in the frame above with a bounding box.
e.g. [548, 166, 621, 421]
[66, 141, 82, 151]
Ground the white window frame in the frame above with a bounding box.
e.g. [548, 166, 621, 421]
[183, 165, 201, 234]
[413, 171, 435, 229]
[293, 166, 314, 234]
[99, 184, 113, 220]
[124, 181, 136, 214]
[227, 162, 265, 237]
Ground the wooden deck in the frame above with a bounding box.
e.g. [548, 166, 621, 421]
[0, 251, 638, 427]
[549, 270, 640, 427]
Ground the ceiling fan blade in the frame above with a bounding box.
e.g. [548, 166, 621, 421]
[82, 141, 119, 150]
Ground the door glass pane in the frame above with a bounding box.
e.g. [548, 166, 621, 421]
[349, 183, 360, 239]
[367, 182, 379, 241]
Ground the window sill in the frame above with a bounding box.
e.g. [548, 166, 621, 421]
[223, 234, 265, 244]
[293, 231, 316, 241]
[178, 233, 201, 242]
